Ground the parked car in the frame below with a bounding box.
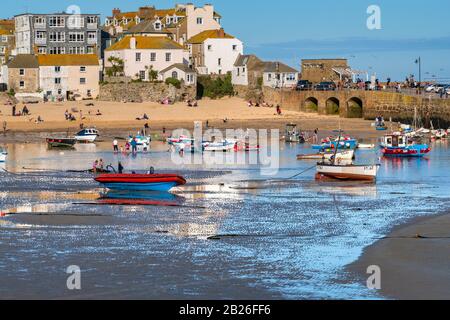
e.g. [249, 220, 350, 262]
[314, 82, 336, 91]
[425, 85, 436, 92]
[296, 80, 313, 91]
[434, 84, 447, 93]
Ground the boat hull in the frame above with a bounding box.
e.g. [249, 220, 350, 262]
[382, 146, 431, 157]
[95, 174, 186, 192]
[0, 152, 6, 162]
[316, 164, 380, 181]
[75, 135, 97, 143]
[46, 138, 76, 148]
[298, 150, 355, 161]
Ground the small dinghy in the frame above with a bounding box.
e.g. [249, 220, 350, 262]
[357, 143, 375, 149]
[95, 174, 187, 192]
[316, 163, 380, 182]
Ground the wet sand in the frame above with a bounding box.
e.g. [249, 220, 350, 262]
[347, 213, 450, 300]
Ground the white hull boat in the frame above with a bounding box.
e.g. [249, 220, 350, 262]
[357, 143, 375, 149]
[75, 128, 99, 143]
[0, 151, 7, 163]
[316, 163, 380, 181]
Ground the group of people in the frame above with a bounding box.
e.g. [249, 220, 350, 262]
[64, 110, 77, 121]
[112, 137, 139, 155]
[136, 113, 149, 121]
[92, 159, 105, 173]
[11, 104, 30, 117]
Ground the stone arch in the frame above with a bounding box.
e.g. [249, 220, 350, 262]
[325, 97, 340, 115]
[347, 97, 363, 118]
[304, 97, 319, 113]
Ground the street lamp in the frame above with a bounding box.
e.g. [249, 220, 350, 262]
[415, 57, 421, 94]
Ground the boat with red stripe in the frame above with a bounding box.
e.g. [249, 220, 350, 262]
[95, 174, 187, 192]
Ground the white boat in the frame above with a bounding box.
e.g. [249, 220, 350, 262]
[316, 163, 380, 181]
[298, 150, 354, 161]
[75, 128, 99, 143]
[0, 148, 7, 162]
[357, 143, 375, 149]
[203, 140, 237, 152]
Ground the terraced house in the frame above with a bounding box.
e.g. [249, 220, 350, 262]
[14, 12, 101, 56]
[0, 19, 16, 87]
[104, 36, 189, 81]
[104, 3, 222, 45]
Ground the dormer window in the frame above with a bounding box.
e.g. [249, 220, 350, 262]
[154, 22, 161, 30]
[122, 18, 127, 25]
[105, 19, 110, 26]
[135, 17, 141, 23]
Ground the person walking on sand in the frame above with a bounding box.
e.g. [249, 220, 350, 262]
[113, 139, 119, 153]
[313, 128, 319, 144]
[118, 161, 124, 174]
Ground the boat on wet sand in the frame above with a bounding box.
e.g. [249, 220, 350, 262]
[316, 163, 380, 181]
[95, 174, 187, 192]
[46, 137, 76, 149]
[75, 128, 99, 143]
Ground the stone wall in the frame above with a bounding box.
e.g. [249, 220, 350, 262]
[261, 87, 450, 127]
[98, 81, 196, 103]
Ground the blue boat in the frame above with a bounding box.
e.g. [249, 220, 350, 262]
[312, 138, 358, 150]
[95, 174, 187, 192]
[381, 134, 431, 157]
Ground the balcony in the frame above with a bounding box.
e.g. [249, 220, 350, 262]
[35, 38, 47, 45]
[87, 23, 98, 30]
[34, 23, 46, 29]
[87, 38, 98, 45]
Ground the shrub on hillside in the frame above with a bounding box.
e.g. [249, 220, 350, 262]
[165, 77, 181, 89]
[197, 73, 234, 99]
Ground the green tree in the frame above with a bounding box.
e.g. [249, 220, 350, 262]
[106, 56, 124, 77]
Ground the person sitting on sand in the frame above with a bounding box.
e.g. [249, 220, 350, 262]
[96, 109, 102, 116]
[187, 99, 192, 107]
[276, 105, 282, 116]
[193, 100, 198, 107]
[64, 110, 69, 120]
[35, 115, 44, 123]
[22, 105, 29, 115]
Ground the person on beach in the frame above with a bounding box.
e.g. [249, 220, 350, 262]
[130, 138, 138, 154]
[118, 162, 124, 174]
[313, 128, 319, 144]
[64, 110, 69, 120]
[113, 139, 119, 153]
[125, 141, 131, 153]
[98, 159, 104, 170]
[276, 105, 282, 116]
[22, 105, 29, 115]
[12, 105, 16, 116]
[92, 160, 99, 174]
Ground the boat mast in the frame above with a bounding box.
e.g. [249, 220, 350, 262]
[332, 130, 342, 165]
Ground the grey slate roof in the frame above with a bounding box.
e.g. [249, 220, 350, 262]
[160, 63, 196, 74]
[264, 61, 298, 73]
[234, 54, 253, 67]
[7, 54, 39, 69]
[126, 19, 168, 34]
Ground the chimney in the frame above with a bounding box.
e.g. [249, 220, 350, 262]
[130, 37, 136, 49]
[218, 28, 225, 38]
[112, 8, 121, 16]
[138, 6, 155, 19]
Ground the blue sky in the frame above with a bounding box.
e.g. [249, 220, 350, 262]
[3, 0, 450, 81]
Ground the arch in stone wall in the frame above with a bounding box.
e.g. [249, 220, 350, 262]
[304, 97, 319, 113]
[346, 97, 363, 118]
[325, 97, 340, 115]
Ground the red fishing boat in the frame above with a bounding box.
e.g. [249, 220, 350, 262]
[95, 174, 187, 192]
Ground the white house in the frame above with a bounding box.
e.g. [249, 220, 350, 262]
[104, 36, 189, 80]
[159, 63, 196, 86]
[263, 62, 299, 88]
[188, 29, 243, 75]
[232, 54, 267, 86]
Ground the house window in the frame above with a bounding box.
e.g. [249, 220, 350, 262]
[242, 67, 246, 73]
[69, 32, 85, 42]
[19, 81, 25, 88]
[87, 32, 97, 41]
[139, 70, 145, 80]
[268, 74, 272, 80]
[68, 47, 85, 54]
[196, 17, 203, 25]
[150, 52, 156, 62]
[55, 66, 61, 72]
[55, 78, 61, 84]
[136, 53, 141, 62]
[237, 68, 240, 76]
[49, 32, 65, 42]
[80, 66, 86, 72]
[154, 22, 161, 30]
[232, 45, 237, 51]
[165, 53, 171, 62]
[19, 69, 25, 76]
[286, 73, 296, 81]
[35, 31, 46, 40]
[38, 47, 47, 54]
[218, 58, 222, 66]
[171, 71, 178, 79]
[49, 47, 65, 54]
[207, 45, 212, 51]
[80, 78, 86, 84]
[87, 16, 97, 24]
[34, 17, 45, 25]
[58, 89, 62, 95]
[49, 16, 65, 27]
[86, 46, 94, 54]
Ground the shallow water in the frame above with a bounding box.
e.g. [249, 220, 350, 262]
[0, 138, 449, 299]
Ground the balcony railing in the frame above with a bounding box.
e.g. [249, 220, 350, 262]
[35, 38, 47, 45]
[87, 38, 97, 45]
[87, 23, 98, 29]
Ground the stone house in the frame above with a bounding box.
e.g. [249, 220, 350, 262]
[159, 63, 196, 86]
[187, 29, 243, 75]
[7, 54, 40, 93]
[104, 36, 189, 81]
[37, 54, 100, 100]
[301, 59, 349, 83]
[263, 62, 299, 88]
[232, 54, 267, 87]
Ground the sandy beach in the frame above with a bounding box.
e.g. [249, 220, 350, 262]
[347, 213, 450, 300]
[0, 96, 381, 141]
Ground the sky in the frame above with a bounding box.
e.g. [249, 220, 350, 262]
[3, 0, 450, 81]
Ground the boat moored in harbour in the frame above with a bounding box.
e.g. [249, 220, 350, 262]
[95, 174, 187, 192]
[46, 137, 77, 149]
[316, 163, 380, 181]
[381, 133, 431, 157]
[75, 128, 99, 143]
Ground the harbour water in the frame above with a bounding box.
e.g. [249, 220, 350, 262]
[1, 139, 450, 299]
